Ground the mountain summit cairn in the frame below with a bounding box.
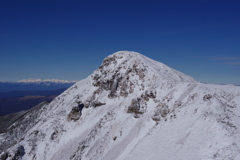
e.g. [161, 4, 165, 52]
[1, 51, 240, 160]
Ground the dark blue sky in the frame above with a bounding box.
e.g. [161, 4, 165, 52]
[0, 0, 239, 84]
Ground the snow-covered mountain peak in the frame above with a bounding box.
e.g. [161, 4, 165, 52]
[97, 51, 196, 83]
[1, 51, 240, 160]
[90, 51, 196, 99]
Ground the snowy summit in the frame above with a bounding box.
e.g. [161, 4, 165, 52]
[1, 51, 240, 160]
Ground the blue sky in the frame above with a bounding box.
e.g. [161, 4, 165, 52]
[0, 0, 239, 84]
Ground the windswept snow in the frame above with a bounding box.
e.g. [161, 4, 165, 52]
[1, 51, 240, 160]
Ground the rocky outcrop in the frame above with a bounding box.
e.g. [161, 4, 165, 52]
[127, 98, 145, 118]
[91, 53, 149, 101]
[67, 106, 81, 121]
[99, 56, 117, 69]
[13, 145, 25, 160]
[91, 101, 106, 108]
[141, 90, 157, 101]
[0, 152, 8, 160]
[0, 145, 25, 160]
[203, 94, 212, 101]
[152, 103, 170, 121]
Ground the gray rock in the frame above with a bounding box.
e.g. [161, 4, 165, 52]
[203, 94, 212, 101]
[127, 98, 144, 115]
[67, 106, 81, 121]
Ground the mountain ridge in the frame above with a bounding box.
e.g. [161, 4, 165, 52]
[1, 51, 240, 160]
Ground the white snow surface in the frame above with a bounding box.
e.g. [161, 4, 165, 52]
[1, 51, 240, 160]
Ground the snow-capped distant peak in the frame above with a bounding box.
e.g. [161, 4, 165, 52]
[17, 78, 77, 83]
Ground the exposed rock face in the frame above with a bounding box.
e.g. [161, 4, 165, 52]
[0, 152, 8, 160]
[0, 145, 25, 160]
[13, 145, 25, 160]
[203, 94, 213, 101]
[91, 101, 106, 108]
[92, 52, 148, 100]
[67, 106, 81, 121]
[151, 103, 170, 121]
[127, 98, 144, 116]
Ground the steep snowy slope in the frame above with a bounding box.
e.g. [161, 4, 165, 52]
[1, 51, 240, 160]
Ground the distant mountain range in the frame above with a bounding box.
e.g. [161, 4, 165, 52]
[0, 79, 77, 116]
[0, 79, 76, 92]
[17, 78, 76, 83]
